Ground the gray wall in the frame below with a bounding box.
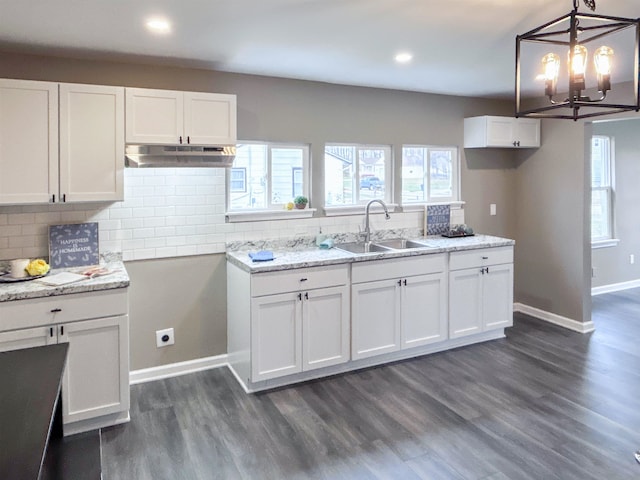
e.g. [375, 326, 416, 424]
[592, 118, 640, 288]
[0, 51, 528, 369]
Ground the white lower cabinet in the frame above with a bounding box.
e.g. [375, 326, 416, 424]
[242, 264, 350, 383]
[0, 288, 130, 434]
[351, 255, 448, 360]
[449, 247, 514, 339]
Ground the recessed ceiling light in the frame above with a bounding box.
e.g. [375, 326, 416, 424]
[395, 52, 413, 64]
[146, 18, 171, 34]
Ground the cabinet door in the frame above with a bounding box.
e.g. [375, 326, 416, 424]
[59, 84, 124, 202]
[352, 279, 401, 360]
[401, 272, 448, 349]
[251, 292, 302, 381]
[59, 315, 129, 426]
[449, 268, 483, 339]
[302, 285, 349, 371]
[184, 92, 237, 145]
[0, 326, 56, 352]
[125, 88, 183, 144]
[482, 263, 514, 330]
[514, 118, 540, 147]
[0, 79, 58, 204]
[485, 117, 515, 147]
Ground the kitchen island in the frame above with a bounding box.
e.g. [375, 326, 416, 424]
[227, 234, 515, 392]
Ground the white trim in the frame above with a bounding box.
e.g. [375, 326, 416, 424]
[513, 303, 595, 333]
[323, 204, 399, 216]
[401, 201, 465, 213]
[591, 238, 620, 249]
[591, 278, 640, 296]
[129, 353, 229, 385]
[226, 208, 316, 223]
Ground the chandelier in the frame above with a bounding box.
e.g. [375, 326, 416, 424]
[515, 0, 640, 120]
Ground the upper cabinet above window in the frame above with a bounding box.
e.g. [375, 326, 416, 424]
[125, 88, 237, 146]
[464, 116, 540, 149]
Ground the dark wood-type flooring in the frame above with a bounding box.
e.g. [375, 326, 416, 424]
[101, 289, 640, 479]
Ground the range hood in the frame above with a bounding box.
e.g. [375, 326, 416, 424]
[125, 145, 236, 168]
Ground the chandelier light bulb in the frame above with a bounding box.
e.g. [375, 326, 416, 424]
[541, 53, 561, 96]
[594, 46, 614, 93]
[568, 44, 588, 91]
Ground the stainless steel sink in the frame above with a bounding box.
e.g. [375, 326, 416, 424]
[374, 238, 433, 250]
[335, 242, 393, 254]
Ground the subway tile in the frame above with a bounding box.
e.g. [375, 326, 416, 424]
[9, 236, 35, 248]
[196, 244, 223, 255]
[185, 215, 207, 226]
[133, 228, 155, 239]
[110, 208, 133, 219]
[144, 237, 166, 248]
[100, 240, 122, 253]
[110, 229, 133, 241]
[165, 216, 186, 227]
[0, 248, 23, 261]
[134, 248, 156, 260]
[22, 247, 48, 258]
[154, 206, 176, 217]
[122, 218, 144, 229]
[0, 214, 6, 225]
[165, 236, 186, 246]
[195, 225, 217, 235]
[143, 196, 167, 207]
[122, 250, 134, 261]
[176, 245, 197, 256]
[132, 186, 155, 197]
[122, 239, 145, 250]
[155, 246, 178, 258]
[0, 237, 7, 248]
[176, 226, 196, 236]
[21, 224, 48, 236]
[143, 175, 166, 186]
[143, 217, 166, 228]
[0, 225, 22, 237]
[132, 207, 155, 218]
[154, 185, 176, 196]
[8, 213, 35, 225]
[34, 212, 61, 224]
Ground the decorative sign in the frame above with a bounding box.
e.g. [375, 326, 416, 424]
[425, 205, 451, 235]
[49, 222, 99, 268]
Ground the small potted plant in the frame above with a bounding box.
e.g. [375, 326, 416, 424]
[293, 195, 308, 209]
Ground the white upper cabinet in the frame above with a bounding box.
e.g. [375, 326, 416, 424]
[59, 83, 124, 202]
[464, 116, 540, 148]
[126, 88, 237, 145]
[0, 79, 58, 204]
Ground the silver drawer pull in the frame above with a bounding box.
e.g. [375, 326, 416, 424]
[482, 256, 489, 260]
[50, 308, 62, 313]
[300, 278, 308, 282]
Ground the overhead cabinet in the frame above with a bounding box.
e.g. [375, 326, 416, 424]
[464, 116, 540, 148]
[125, 88, 237, 145]
[0, 79, 124, 205]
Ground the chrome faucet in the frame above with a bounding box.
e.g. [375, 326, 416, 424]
[363, 199, 390, 244]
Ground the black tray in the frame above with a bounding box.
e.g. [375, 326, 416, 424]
[0, 273, 48, 283]
[441, 233, 475, 238]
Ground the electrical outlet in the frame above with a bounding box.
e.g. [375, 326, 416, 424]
[156, 328, 175, 348]
[631, 254, 635, 265]
[490, 204, 497, 216]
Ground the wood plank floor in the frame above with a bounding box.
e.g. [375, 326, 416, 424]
[101, 290, 640, 479]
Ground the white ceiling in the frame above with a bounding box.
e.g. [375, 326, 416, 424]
[0, 0, 637, 99]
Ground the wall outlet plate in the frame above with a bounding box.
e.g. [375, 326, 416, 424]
[156, 328, 175, 348]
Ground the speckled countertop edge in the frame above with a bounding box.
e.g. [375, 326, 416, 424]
[0, 260, 129, 302]
[226, 234, 515, 273]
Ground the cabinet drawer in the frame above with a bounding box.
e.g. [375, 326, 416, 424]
[352, 254, 446, 284]
[0, 288, 128, 332]
[251, 265, 348, 297]
[449, 247, 513, 271]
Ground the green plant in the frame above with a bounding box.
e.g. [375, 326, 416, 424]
[293, 195, 308, 205]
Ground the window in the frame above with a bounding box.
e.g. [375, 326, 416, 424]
[401, 146, 459, 204]
[324, 144, 391, 206]
[228, 143, 310, 210]
[591, 135, 614, 242]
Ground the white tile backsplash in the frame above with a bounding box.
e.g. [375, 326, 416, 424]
[0, 168, 462, 261]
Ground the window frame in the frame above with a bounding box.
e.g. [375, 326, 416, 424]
[324, 143, 393, 208]
[226, 141, 311, 213]
[591, 135, 616, 247]
[229, 167, 247, 193]
[401, 145, 460, 205]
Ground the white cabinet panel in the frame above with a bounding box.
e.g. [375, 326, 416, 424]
[515, 119, 541, 148]
[303, 285, 349, 371]
[482, 263, 514, 330]
[61, 315, 129, 426]
[251, 292, 302, 381]
[60, 83, 124, 202]
[0, 79, 58, 204]
[352, 279, 401, 360]
[184, 92, 237, 145]
[449, 268, 483, 338]
[486, 117, 515, 147]
[0, 326, 56, 352]
[401, 272, 448, 349]
[125, 88, 183, 144]
[464, 116, 540, 148]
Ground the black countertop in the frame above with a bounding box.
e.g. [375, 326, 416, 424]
[0, 344, 68, 480]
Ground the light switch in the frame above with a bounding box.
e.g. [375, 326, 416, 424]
[490, 204, 497, 216]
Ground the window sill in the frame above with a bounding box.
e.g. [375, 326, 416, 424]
[591, 238, 620, 249]
[323, 204, 398, 216]
[226, 208, 317, 223]
[401, 201, 465, 212]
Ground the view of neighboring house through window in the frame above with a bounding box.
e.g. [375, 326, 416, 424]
[228, 143, 309, 210]
[591, 135, 614, 242]
[401, 146, 459, 204]
[325, 144, 391, 206]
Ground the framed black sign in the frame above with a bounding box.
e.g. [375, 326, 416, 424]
[49, 222, 100, 268]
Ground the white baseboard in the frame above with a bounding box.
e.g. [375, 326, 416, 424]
[591, 279, 640, 296]
[129, 353, 229, 385]
[513, 302, 595, 334]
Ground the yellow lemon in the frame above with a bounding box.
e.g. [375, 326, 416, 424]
[286, 202, 294, 210]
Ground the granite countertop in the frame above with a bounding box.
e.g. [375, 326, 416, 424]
[0, 261, 130, 302]
[227, 234, 515, 273]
